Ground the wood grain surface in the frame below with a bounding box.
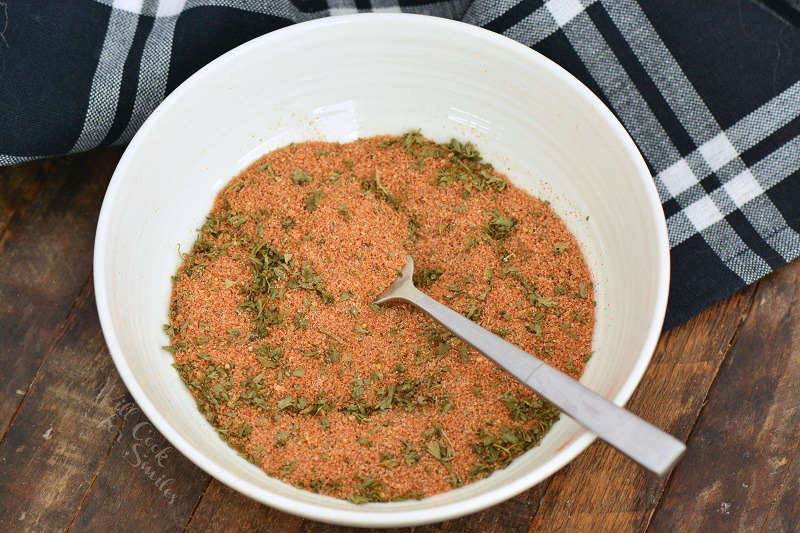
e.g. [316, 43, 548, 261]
[1, 152, 797, 532]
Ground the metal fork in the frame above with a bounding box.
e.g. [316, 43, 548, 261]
[374, 255, 685, 476]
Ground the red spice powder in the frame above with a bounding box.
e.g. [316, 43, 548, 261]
[166, 133, 594, 503]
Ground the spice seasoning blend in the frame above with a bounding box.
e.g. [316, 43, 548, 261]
[165, 132, 594, 502]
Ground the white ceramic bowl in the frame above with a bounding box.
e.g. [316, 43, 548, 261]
[94, 13, 669, 528]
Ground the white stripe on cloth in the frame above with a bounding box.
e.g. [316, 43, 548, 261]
[503, 0, 597, 48]
[113, 0, 144, 14]
[113, 1, 186, 145]
[661, 82, 800, 208]
[0, 154, 47, 166]
[183, 0, 330, 21]
[550, 9, 772, 281]
[498, 0, 681, 178]
[604, 0, 800, 264]
[328, 5, 358, 16]
[489, 0, 797, 282]
[462, 0, 526, 28]
[601, 0, 720, 145]
[93, 0, 330, 18]
[720, 137, 800, 261]
[157, 0, 187, 16]
[110, 0, 329, 146]
[70, 8, 141, 152]
[668, 137, 800, 262]
[546, 0, 588, 27]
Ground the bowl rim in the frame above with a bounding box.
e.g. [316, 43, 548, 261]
[94, 12, 670, 528]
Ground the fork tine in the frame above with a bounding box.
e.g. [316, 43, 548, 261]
[373, 255, 416, 304]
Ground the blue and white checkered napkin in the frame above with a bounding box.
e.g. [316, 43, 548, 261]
[1, 0, 798, 328]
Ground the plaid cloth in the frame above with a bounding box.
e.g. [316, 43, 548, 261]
[1, 1, 799, 329]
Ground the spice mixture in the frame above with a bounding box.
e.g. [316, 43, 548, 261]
[165, 132, 595, 503]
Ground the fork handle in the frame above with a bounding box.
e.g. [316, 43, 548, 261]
[410, 290, 685, 476]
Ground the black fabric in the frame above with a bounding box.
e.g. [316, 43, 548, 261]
[0, 2, 111, 154]
[1, 0, 799, 330]
[166, 9, 293, 94]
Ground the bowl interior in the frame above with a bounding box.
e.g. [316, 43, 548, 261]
[95, 14, 667, 527]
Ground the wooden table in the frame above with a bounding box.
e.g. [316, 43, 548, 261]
[1, 148, 797, 532]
